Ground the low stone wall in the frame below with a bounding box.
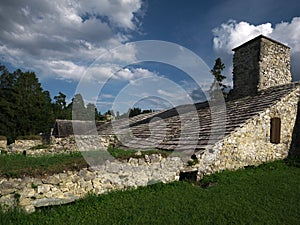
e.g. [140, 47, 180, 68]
[8, 139, 43, 154]
[6, 135, 120, 156]
[0, 140, 7, 150]
[196, 89, 299, 178]
[14, 140, 43, 147]
[0, 155, 184, 213]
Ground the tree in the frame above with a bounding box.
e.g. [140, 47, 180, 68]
[209, 58, 227, 98]
[53, 92, 69, 119]
[54, 92, 67, 109]
[129, 107, 142, 118]
[0, 66, 18, 143]
[41, 90, 55, 131]
[13, 71, 53, 136]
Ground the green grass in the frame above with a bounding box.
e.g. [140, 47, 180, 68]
[107, 146, 171, 160]
[1, 159, 300, 224]
[0, 153, 88, 178]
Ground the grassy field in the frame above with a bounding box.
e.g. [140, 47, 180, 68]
[1, 158, 300, 224]
[0, 153, 88, 178]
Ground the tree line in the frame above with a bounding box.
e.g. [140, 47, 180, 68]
[0, 66, 104, 143]
[0, 66, 155, 143]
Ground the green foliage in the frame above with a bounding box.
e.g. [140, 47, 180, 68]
[187, 158, 199, 166]
[129, 107, 153, 118]
[1, 159, 300, 224]
[0, 66, 53, 143]
[129, 107, 142, 117]
[0, 66, 105, 143]
[31, 183, 38, 189]
[107, 146, 137, 160]
[107, 146, 171, 160]
[209, 57, 228, 98]
[13, 193, 20, 203]
[53, 92, 70, 120]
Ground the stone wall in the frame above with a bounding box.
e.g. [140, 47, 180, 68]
[196, 88, 299, 178]
[231, 35, 292, 98]
[259, 37, 292, 90]
[0, 155, 184, 213]
[14, 139, 43, 148]
[232, 37, 260, 97]
[0, 140, 7, 150]
[6, 135, 119, 156]
[8, 139, 43, 153]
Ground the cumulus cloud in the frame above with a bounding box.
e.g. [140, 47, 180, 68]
[0, 0, 144, 81]
[212, 17, 300, 81]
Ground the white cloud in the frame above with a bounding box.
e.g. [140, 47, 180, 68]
[100, 94, 115, 99]
[213, 20, 273, 54]
[116, 67, 158, 81]
[46, 60, 86, 81]
[212, 17, 300, 81]
[0, 0, 144, 81]
[157, 89, 177, 98]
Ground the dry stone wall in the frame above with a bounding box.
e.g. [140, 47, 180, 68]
[8, 140, 43, 154]
[0, 155, 184, 213]
[5, 135, 119, 156]
[196, 89, 299, 178]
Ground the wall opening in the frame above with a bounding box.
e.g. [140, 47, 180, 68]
[270, 117, 281, 144]
[179, 170, 197, 182]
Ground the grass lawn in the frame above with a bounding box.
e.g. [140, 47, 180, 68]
[0, 153, 88, 178]
[1, 159, 300, 224]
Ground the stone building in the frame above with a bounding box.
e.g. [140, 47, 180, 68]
[46, 35, 300, 174]
[97, 35, 300, 177]
[48, 35, 299, 175]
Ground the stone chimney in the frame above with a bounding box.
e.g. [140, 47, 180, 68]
[230, 35, 292, 98]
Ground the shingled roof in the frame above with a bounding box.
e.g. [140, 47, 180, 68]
[98, 82, 300, 152]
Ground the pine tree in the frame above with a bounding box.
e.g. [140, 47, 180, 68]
[209, 58, 227, 99]
[53, 92, 68, 119]
[14, 71, 53, 136]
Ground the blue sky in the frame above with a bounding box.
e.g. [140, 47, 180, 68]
[0, 0, 300, 113]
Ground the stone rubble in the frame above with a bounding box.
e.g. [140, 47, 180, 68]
[0, 156, 184, 213]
